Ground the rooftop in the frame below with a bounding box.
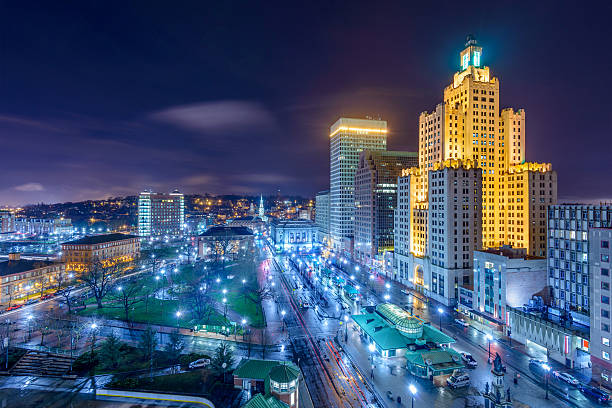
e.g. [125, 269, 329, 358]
[243, 394, 288, 408]
[199, 226, 254, 237]
[476, 245, 544, 260]
[62, 233, 138, 246]
[268, 364, 300, 383]
[0, 259, 57, 276]
[233, 359, 299, 381]
[270, 219, 316, 228]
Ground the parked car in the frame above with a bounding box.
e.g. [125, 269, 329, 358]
[188, 358, 210, 369]
[5, 305, 23, 311]
[461, 353, 478, 368]
[579, 384, 610, 404]
[529, 358, 546, 365]
[40, 294, 54, 300]
[455, 318, 469, 327]
[553, 371, 579, 386]
[447, 371, 470, 389]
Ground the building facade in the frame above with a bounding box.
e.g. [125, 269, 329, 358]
[329, 117, 387, 253]
[589, 228, 612, 388]
[197, 226, 255, 260]
[395, 160, 483, 305]
[547, 204, 612, 326]
[393, 36, 557, 305]
[354, 150, 418, 266]
[137, 190, 185, 237]
[270, 219, 317, 253]
[0, 211, 15, 234]
[15, 217, 73, 236]
[61, 233, 140, 272]
[0, 253, 66, 304]
[472, 247, 547, 328]
[315, 190, 330, 245]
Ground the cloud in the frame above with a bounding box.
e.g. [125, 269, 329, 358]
[150, 101, 275, 133]
[182, 174, 217, 186]
[239, 173, 296, 184]
[14, 182, 45, 192]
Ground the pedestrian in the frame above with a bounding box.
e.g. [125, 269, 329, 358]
[397, 395, 402, 405]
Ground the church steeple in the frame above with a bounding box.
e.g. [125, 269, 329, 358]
[258, 195, 265, 219]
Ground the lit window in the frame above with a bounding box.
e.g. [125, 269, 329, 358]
[604, 337, 610, 347]
[604, 351, 610, 361]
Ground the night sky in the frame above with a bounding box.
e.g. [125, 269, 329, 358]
[1, 1, 611, 206]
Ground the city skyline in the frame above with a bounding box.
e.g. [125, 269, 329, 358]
[2, 2, 611, 206]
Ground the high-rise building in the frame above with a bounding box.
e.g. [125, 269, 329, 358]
[315, 190, 330, 245]
[393, 36, 557, 304]
[354, 150, 418, 266]
[0, 210, 15, 233]
[138, 190, 185, 237]
[395, 160, 483, 304]
[589, 227, 612, 388]
[329, 117, 387, 253]
[547, 204, 612, 325]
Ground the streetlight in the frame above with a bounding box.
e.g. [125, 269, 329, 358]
[368, 343, 376, 379]
[222, 298, 228, 318]
[343, 315, 349, 342]
[437, 307, 444, 330]
[384, 294, 390, 301]
[175, 311, 182, 328]
[542, 363, 551, 399]
[486, 334, 493, 361]
[409, 384, 417, 408]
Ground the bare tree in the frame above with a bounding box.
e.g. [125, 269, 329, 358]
[107, 279, 145, 322]
[78, 261, 120, 309]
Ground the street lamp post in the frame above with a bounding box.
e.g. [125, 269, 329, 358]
[343, 315, 349, 342]
[175, 311, 182, 328]
[409, 384, 417, 408]
[486, 334, 493, 362]
[241, 318, 247, 340]
[437, 307, 444, 331]
[368, 343, 375, 379]
[542, 363, 551, 399]
[281, 310, 286, 331]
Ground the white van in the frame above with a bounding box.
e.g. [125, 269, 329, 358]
[447, 371, 470, 389]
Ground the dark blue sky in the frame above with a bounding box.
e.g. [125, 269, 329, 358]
[1, 1, 611, 205]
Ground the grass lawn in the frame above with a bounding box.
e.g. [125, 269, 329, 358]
[211, 262, 265, 327]
[77, 296, 229, 329]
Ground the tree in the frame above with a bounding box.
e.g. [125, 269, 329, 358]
[78, 261, 120, 309]
[99, 331, 123, 369]
[108, 279, 145, 322]
[56, 269, 76, 313]
[139, 326, 158, 361]
[211, 342, 234, 382]
[165, 329, 184, 365]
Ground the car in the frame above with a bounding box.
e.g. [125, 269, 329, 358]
[579, 384, 610, 404]
[5, 305, 23, 311]
[188, 358, 210, 369]
[40, 294, 54, 300]
[553, 371, 579, 386]
[447, 371, 470, 389]
[401, 289, 410, 295]
[386, 391, 394, 401]
[455, 318, 469, 327]
[461, 353, 478, 368]
[25, 299, 38, 305]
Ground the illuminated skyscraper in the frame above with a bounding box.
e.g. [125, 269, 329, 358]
[394, 36, 557, 305]
[329, 117, 387, 252]
[138, 190, 185, 237]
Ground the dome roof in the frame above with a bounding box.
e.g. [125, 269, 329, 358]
[269, 364, 299, 383]
[376, 303, 424, 339]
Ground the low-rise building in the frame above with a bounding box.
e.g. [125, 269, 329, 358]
[233, 359, 301, 408]
[270, 219, 317, 253]
[590, 228, 612, 389]
[0, 253, 65, 304]
[197, 226, 255, 260]
[61, 233, 140, 272]
[351, 303, 462, 380]
[15, 217, 73, 236]
[227, 216, 266, 235]
[471, 247, 548, 330]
